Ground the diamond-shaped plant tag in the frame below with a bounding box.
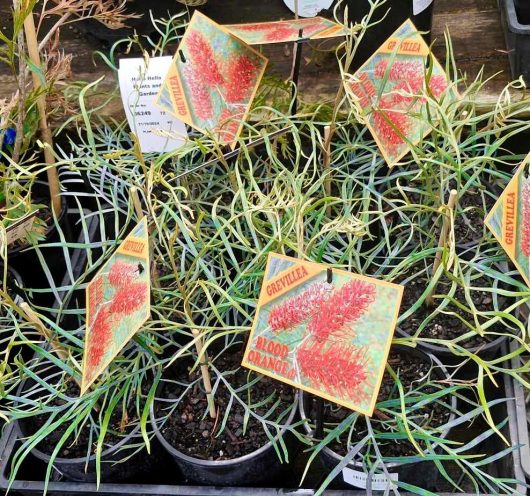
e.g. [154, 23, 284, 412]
[485, 153, 530, 288]
[156, 11, 268, 149]
[81, 218, 150, 394]
[242, 253, 403, 415]
[344, 19, 453, 167]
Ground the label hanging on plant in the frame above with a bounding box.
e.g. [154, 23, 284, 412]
[118, 56, 188, 154]
[344, 19, 453, 167]
[241, 253, 403, 416]
[342, 467, 399, 490]
[283, 0, 335, 17]
[3, 210, 39, 245]
[81, 217, 150, 394]
[485, 152, 530, 288]
[156, 11, 268, 149]
[225, 17, 345, 45]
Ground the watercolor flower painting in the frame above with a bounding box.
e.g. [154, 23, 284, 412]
[345, 19, 452, 167]
[82, 218, 150, 394]
[156, 12, 268, 148]
[242, 253, 403, 415]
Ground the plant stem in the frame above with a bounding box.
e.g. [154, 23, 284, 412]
[22, 2, 61, 217]
[425, 189, 458, 307]
[192, 329, 217, 419]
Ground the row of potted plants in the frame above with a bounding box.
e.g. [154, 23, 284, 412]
[1, 1, 530, 495]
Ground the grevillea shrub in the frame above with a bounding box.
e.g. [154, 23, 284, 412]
[307, 280, 376, 342]
[268, 282, 333, 332]
[296, 338, 368, 398]
[521, 176, 530, 256]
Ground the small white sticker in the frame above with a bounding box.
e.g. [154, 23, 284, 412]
[118, 57, 187, 154]
[413, 0, 433, 15]
[5, 211, 38, 245]
[283, 0, 334, 17]
[343, 467, 399, 490]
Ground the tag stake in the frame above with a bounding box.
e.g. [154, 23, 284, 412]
[323, 125, 332, 216]
[192, 329, 217, 419]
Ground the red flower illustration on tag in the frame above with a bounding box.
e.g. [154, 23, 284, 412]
[183, 65, 214, 121]
[109, 282, 148, 316]
[186, 31, 224, 87]
[108, 260, 137, 288]
[268, 282, 333, 333]
[296, 339, 368, 397]
[307, 279, 376, 342]
[225, 54, 259, 103]
[87, 306, 113, 368]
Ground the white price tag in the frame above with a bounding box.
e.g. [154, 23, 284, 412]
[118, 57, 187, 154]
[5, 211, 38, 245]
[343, 467, 399, 490]
[413, 0, 433, 15]
[283, 0, 334, 17]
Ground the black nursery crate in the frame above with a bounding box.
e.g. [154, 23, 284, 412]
[510, 339, 530, 482]
[0, 361, 526, 496]
[500, 0, 530, 84]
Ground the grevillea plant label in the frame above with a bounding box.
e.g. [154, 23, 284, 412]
[81, 218, 150, 394]
[156, 11, 268, 149]
[225, 17, 345, 45]
[345, 19, 452, 167]
[242, 253, 403, 415]
[485, 152, 530, 288]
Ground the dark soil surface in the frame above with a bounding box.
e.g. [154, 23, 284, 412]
[308, 349, 451, 458]
[399, 273, 506, 349]
[156, 350, 295, 461]
[26, 379, 137, 458]
[446, 189, 496, 247]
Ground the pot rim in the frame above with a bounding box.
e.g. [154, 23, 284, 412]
[396, 260, 515, 355]
[15, 369, 143, 465]
[150, 368, 299, 467]
[298, 344, 457, 470]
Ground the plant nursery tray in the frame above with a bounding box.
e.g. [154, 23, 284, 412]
[510, 339, 530, 483]
[0, 344, 526, 496]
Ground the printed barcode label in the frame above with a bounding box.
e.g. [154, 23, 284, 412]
[343, 467, 398, 490]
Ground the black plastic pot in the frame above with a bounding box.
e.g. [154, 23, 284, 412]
[16, 408, 142, 483]
[500, 0, 530, 83]
[150, 365, 300, 486]
[514, 0, 530, 24]
[299, 345, 456, 491]
[7, 182, 71, 304]
[397, 260, 513, 363]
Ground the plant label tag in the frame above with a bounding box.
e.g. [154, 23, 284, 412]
[485, 152, 530, 288]
[81, 218, 151, 394]
[156, 12, 268, 149]
[343, 467, 399, 490]
[225, 17, 345, 45]
[118, 56, 187, 153]
[344, 19, 453, 167]
[413, 0, 433, 15]
[4, 210, 38, 245]
[242, 253, 403, 416]
[283, 0, 335, 17]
